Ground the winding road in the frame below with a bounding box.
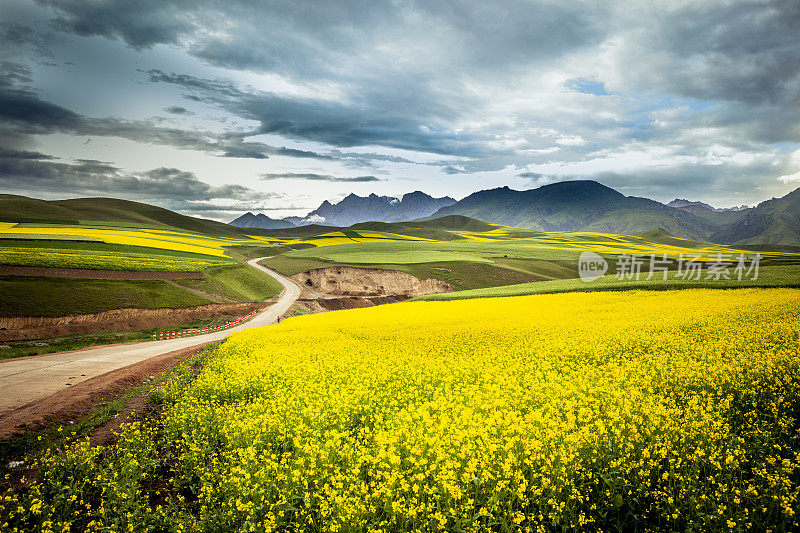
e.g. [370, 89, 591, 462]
[0, 258, 300, 416]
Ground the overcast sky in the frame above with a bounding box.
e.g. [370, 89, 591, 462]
[1, 0, 799, 220]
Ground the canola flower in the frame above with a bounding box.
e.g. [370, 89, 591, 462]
[2, 289, 799, 532]
[529, 232, 798, 261]
[0, 247, 230, 271]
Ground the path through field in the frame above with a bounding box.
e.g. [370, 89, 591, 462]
[0, 258, 300, 416]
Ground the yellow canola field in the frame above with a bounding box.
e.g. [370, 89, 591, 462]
[0, 224, 243, 257]
[0, 248, 226, 271]
[530, 233, 793, 260]
[5, 289, 798, 532]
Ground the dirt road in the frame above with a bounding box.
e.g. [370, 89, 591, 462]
[0, 258, 300, 416]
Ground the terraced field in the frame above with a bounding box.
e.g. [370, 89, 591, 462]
[261, 224, 800, 291]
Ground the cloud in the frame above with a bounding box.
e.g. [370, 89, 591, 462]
[222, 148, 268, 159]
[0, 76, 333, 162]
[442, 165, 467, 174]
[565, 78, 610, 96]
[0, 149, 277, 205]
[777, 171, 800, 184]
[0, 146, 55, 160]
[42, 0, 196, 50]
[260, 173, 381, 182]
[1, 0, 798, 206]
[163, 105, 189, 114]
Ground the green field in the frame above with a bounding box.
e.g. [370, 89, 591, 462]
[263, 225, 800, 292]
[175, 264, 282, 302]
[0, 277, 211, 317]
[2, 200, 799, 318]
[416, 263, 800, 300]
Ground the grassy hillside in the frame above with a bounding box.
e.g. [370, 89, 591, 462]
[0, 194, 244, 237]
[261, 222, 799, 292]
[2, 194, 797, 318]
[430, 180, 800, 246]
[429, 181, 716, 240]
[0, 277, 211, 317]
[712, 188, 800, 246]
[416, 263, 800, 301]
[175, 264, 282, 302]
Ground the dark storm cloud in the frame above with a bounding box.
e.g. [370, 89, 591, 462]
[0, 146, 54, 160]
[0, 21, 56, 58]
[2, 0, 798, 204]
[146, 69, 487, 157]
[0, 79, 332, 161]
[41, 0, 196, 49]
[0, 151, 276, 203]
[43, 1, 603, 75]
[261, 173, 381, 183]
[0, 61, 34, 85]
[0, 84, 82, 133]
[163, 105, 189, 114]
[618, 0, 800, 105]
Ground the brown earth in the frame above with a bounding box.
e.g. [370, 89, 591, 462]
[292, 266, 452, 297]
[0, 266, 203, 279]
[300, 295, 409, 312]
[0, 302, 266, 341]
[0, 342, 211, 441]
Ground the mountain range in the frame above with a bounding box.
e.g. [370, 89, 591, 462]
[228, 179, 800, 246]
[230, 191, 455, 229]
[430, 180, 800, 245]
[229, 212, 296, 230]
[229, 179, 800, 246]
[4, 181, 800, 246]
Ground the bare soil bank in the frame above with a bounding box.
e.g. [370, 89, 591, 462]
[292, 266, 452, 297]
[300, 295, 409, 312]
[0, 266, 203, 279]
[0, 302, 265, 341]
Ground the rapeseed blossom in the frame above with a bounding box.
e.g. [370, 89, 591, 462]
[2, 288, 798, 532]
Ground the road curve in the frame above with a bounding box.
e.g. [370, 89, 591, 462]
[0, 258, 300, 416]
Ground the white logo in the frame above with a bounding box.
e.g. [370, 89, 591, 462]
[578, 251, 608, 282]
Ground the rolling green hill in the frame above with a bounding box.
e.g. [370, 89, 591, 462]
[430, 180, 800, 246]
[711, 188, 800, 246]
[0, 194, 244, 237]
[429, 181, 718, 240]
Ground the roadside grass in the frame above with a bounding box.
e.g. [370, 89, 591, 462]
[0, 344, 218, 475]
[281, 303, 313, 319]
[0, 315, 249, 360]
[416, 263, 800, 301]
[0, 277, 211, 317]
[174, 263, 282, 302]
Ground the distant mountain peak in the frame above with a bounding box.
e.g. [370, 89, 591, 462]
[668, 198, 715, 210]
[229, 212, 296, 230]
[302, 191, 456, 226]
